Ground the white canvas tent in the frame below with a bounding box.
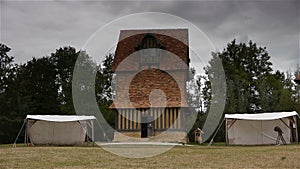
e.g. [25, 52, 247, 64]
[225, 111, 298, 145]
[23, 115, 96, 145]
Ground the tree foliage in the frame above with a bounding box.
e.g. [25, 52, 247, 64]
[51, 47, 79, 115]
[0, 39, 298, 144]
[201, 39, 299, 142]
[0, 44, 115, 143]
[0, 44, 19, 143]
[95, 53, 115, 127]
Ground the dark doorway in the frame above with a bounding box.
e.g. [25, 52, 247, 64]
[141, 116, 154, 138]
[141, 122, 148, 138]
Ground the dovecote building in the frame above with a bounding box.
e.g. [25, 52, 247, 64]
[110, 29, 189, 142]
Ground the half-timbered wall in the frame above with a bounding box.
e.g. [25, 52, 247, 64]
[116, 108, 183, 130]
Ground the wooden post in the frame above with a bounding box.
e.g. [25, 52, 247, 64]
[166, 108, 169, 128]
[91, 120, 94, 146]
[158, 109, 161, 129]
[125, 109, 129, 129]
[129, 109, 132, 130]
[225, 119, 228, 146]
[177, 108, 181, 129]
[174, 108, 177, 129]
[182, 108, 186, 131]
[122, 110, 125, 130]
[295, 116, 298, 143]
[133, 109, 136, 129]
[162, 109, 165, 129]
[118, 112, 121, 130]
[154, 108, 157, 129]
[170, 108, 173, 129]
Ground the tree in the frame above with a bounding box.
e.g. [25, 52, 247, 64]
[204, 39, 274, 114]
[202, 39, 283, 142]
[96, 53, 114, 101]
[51, 47, 79, 115]
[0, 44, 118, 143]
[95, 53, 115, 128]
[1, 56, 61, 143]
[185, 67, 206, 141]
[0, 44, 15, 93]
[17, 57, 60, 115]
[186, 68, 203, 112]
[256, 71, 295, 112]
[71, 52, 116, 141]
[292, 69, 300, 108]
[293, 68, 300, 141]
[0, 43, 19, 143]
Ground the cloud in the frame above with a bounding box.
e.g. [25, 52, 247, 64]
[1, 1, 116, 62]
[1, 1, 299, 73]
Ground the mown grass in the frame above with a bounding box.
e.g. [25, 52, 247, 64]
[0, 143, 299, 168]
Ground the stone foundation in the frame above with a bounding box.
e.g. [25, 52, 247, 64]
[113, 131, 186, 142]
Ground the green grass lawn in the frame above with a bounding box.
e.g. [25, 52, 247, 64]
[0, 144, 299, 168]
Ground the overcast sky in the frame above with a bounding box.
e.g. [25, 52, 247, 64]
[1, 1, 299, 74]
